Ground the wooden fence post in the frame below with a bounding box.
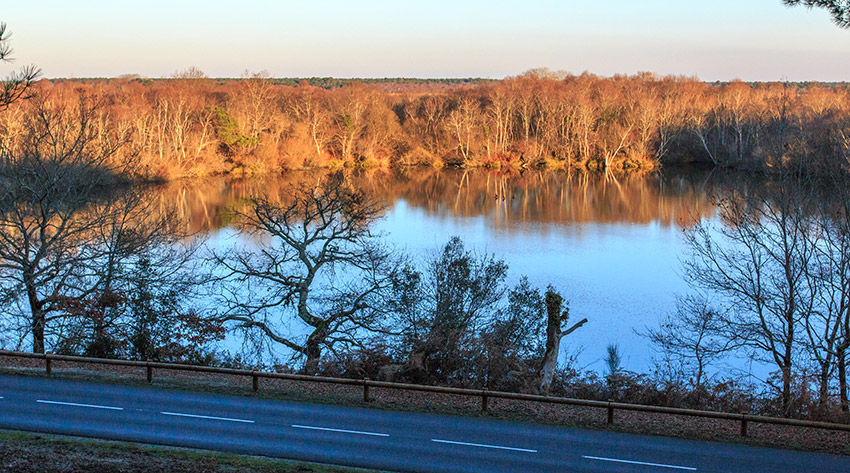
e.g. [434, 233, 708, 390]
[740, 413, 748, 437]
[252, 369, 259, 392]
[363, 378, 370, 402]
[481, 392, 489, 413]
[45, 353, 52, 375]
[607, 400, 615, 424]
[146, 359, 153, 383]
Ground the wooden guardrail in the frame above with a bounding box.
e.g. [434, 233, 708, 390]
[2, 349, 849, 437]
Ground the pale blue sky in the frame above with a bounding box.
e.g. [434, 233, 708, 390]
[2, 0, 848, 80]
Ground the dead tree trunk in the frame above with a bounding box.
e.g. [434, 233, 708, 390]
[538, 289, 586, 394]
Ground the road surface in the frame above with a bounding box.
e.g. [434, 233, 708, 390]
[0, 374, 848, 472]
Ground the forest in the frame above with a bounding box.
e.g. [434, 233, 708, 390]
[1, 69, 849, 181]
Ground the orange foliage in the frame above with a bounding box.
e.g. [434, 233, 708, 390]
[1, 75, 848, 180]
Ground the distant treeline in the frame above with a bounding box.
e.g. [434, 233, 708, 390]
[52, 76, 848, 89]
[4, 71, 850, 180]
[53, 76, 495, 90]
[269, 77, 495, 89]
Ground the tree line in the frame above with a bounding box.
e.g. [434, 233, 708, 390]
[1, 70, 849, 180]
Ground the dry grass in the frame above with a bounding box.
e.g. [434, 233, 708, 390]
[0, 430, 383, 473]
[2, 355, 849, 457]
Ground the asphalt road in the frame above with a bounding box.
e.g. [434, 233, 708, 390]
[0, 374, 848, 472]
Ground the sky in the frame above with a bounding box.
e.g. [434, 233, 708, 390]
[1, 0, 848, 81]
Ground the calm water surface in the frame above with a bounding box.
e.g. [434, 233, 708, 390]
[159, 168, 735, 372]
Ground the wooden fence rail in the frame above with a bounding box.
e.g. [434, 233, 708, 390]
[2, 349, 849, 437]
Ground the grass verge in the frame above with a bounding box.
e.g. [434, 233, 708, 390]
[0, 429, 384, 473]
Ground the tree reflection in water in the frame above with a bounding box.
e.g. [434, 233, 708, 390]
[140, 168, 767, 371]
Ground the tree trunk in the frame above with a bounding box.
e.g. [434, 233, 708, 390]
[539, 338, 560, 394]
[303, 339, 321, 375]
[26, 280, 45, 354]
[695, 132, 718, 165]
[303, 325, 326, 375]
[31, 310, 45, 354]
[538, 289, 586, 394]
[839, 350, 848, 413]
[782, 364, 792, 416]
[538, 291, 564, 393]
[695, 358, 705, 404]
[819, 362, 831, 409]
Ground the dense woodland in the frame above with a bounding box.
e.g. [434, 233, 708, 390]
[2, 71, 849, 180]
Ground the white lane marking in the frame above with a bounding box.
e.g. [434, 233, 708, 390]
[583, 455, 697, 471]
[291, 424, 390, 437]
[431, 438, 537, 453]
[160, 411, 254, 423]
[36, 400, 123, 410]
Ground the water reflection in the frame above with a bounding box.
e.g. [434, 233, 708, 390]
[143, 167, 751, 372]
[153, 167, 725, 234]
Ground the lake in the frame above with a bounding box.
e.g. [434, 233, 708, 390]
[153, 166, 744, 374]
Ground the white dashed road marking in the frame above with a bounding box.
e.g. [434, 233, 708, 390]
[36, 400, 123, 410]
[431, 438, 537, 453]
[582, 455, 697, 471]
[160, 411, 254, 423]
[291, 424, 390, 437]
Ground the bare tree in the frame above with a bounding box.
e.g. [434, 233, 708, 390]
[644, 295, 729, 398]
[808, 177, 850, 411]
[0, 90, 194, 354]
[0, 93, 123, 352]
[64, 188, 206, 359]
[171, 66, 208, 80]
[330, 85, 369, 161]
[683, 177, 819, 415]
[211, 175, 399, 374]
[445, 95, 480, 164]
[288, 85, 332, 160]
